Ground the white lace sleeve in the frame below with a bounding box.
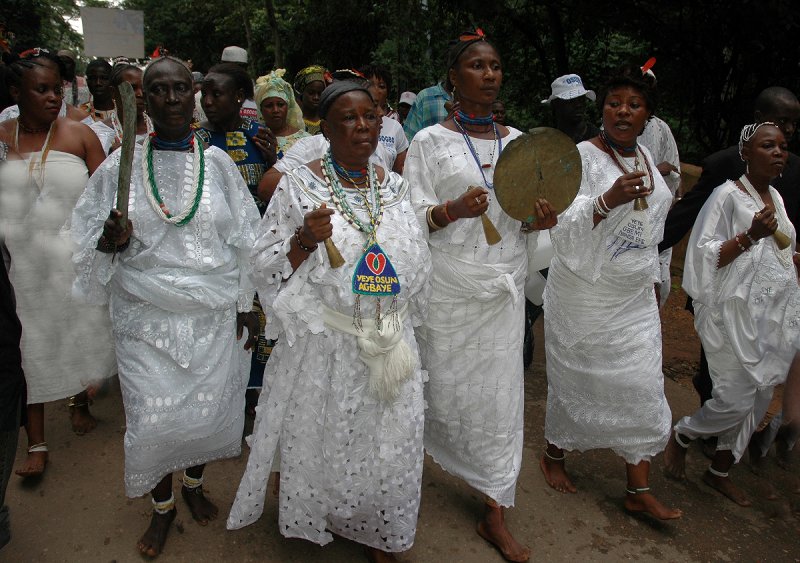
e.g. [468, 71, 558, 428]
[250, 173, 324, 343]
[210, 149, 261, 312]
[683, 184, 738, 306]
[70, 153, 121, 304]
[549, 145, 620, 283]
[403, 132, 437, 234]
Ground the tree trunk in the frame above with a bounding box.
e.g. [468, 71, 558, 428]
[545, 1, 569, 75]
[240, 0, 255, 76]
[265, 0, 283, 68]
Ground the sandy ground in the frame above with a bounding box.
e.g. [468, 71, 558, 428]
[4, 287, 800, 562]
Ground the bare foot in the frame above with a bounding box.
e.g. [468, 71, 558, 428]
[624, 492, 682, 520]
[663, 433, 687, 480]
[70, 404, 97, 436]
[137, 508, 176, 558]
[702, 470, 751, 506]
[476, 505, 530, 562]
[364, 546, 398, 562]
[539, 455, 576, 493]
[15, 450, 48, 478]
[181, 485, 218, 525]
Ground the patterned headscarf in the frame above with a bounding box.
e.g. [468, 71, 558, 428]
[255, 69, 304, 130]
[293, 65, 329, 97]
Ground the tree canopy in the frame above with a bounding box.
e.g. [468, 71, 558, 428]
[4, 0, 799, 162]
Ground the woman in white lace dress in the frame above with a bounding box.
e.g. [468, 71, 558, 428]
[664, 122, 800, 506]
[405, 31, 556, 562]
[71, 57, 261, 558]
[541, 66, 681, 520]
[0, 48, 111, 479]
[228, 81, 430, 562]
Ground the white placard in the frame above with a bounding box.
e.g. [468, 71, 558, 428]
[81, 7, 144, 59]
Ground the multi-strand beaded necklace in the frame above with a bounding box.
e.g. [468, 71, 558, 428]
[142, 131, 204, 226]
[453, 110, 502, 190]
[320, 149, 399, 330]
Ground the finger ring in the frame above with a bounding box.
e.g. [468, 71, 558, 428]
[635, 186, 641, 193]
[475, 197, 481, 205]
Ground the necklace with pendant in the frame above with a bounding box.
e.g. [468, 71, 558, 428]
[321, 150, 400, 330]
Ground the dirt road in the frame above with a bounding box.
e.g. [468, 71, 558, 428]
[4, 289, 799, 562]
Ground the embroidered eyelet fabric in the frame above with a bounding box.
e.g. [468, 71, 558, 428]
[403, 125, 529, 506]
[683, 181, 800, 388]
[542, 142, 673, 464]
[227, 167, 430, 553]
[0, 152, 116, 403]
[69, 146, 260, 496]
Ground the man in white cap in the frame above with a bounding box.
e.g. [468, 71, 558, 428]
[542, 73, 599, 143]
[397, 91, 416, 124]
[221, 46, 259, 120]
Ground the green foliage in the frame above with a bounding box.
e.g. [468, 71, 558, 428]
[1, 0, 83, 54]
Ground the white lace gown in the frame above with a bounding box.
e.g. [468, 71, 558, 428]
[676, 180, 800, 460]
[0, 151, 116, 403]
[70, 146, 260, 497]
[404, 124, 529, 507]
[543, 142, 673, 464]
[88, 120, 148, 155]
[227, 167, 431, 552]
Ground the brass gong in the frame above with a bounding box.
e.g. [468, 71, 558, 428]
[494, 127, 582, 224]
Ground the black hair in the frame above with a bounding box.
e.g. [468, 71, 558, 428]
[143, 56, 193, 88]
[597, 63, 658, 116]
[6, 48, 64, 89]
[445, 32, 497, 89]
[86, 58, 112, 75]
[358, 64, 392, 93]
[206, 62, 255, 99]
[754, 86, 798, 116]
[110, 63, 142, 87]
[0, 65, 14, 112]
[318, 81, 373, 119]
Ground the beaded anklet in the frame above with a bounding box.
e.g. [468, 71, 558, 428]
[183, 472, 203, 490]
[625, 486, 651, 495]
[674, 431, 691, 449]
[543, 449, 566, 462]
[153, 493, 176, 514]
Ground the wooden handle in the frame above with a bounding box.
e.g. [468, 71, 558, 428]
[115, 81, 137, 230]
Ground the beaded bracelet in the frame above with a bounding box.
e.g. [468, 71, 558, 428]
[744, 230, 757, 246]
[443, 200, 456, 223]
[294, 226, 318, 253]
[734, 233, 749, 252]
[426, 205, 444, 231]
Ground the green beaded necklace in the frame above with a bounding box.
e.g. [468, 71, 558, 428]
[143, 132, 205, 227]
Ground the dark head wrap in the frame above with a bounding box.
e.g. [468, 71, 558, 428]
[293, 65, 330, 96]
[446, 28, 489, 72]
[318, 80, 373, 119]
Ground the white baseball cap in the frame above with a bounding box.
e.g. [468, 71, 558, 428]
[541, 74, 595, 104]
[399, 91, 417, 106]
[221, 46, 248, 64]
